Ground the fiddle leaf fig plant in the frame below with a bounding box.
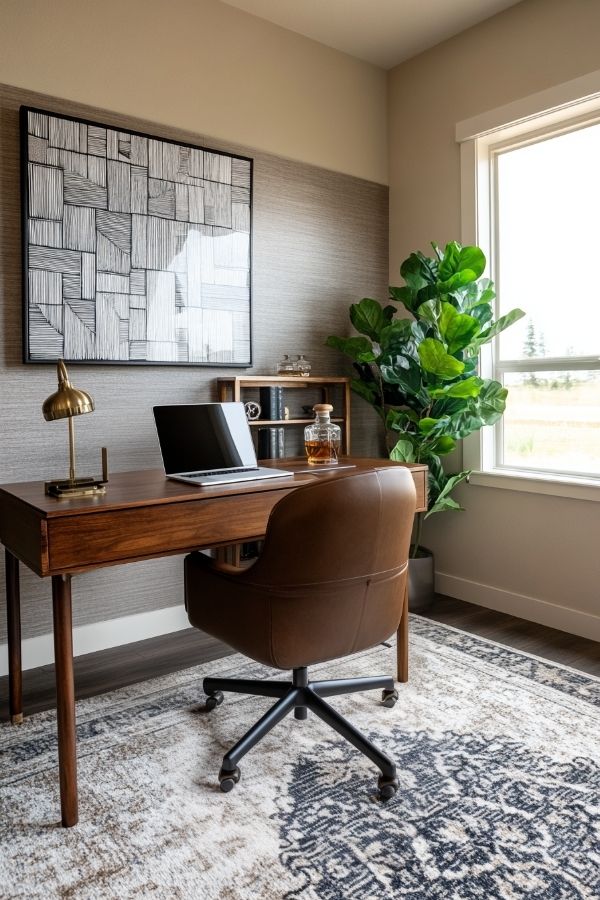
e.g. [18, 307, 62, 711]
[326, 241, 525, 556]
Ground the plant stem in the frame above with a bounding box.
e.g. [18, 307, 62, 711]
[378, 373, 394, 454]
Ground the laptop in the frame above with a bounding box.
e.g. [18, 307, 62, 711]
[153, 402, 294, 486]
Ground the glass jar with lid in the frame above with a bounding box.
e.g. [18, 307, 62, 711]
[294, 354, 311, 376]
[276, 354, 296, 375]
[304, 404, 341, 465]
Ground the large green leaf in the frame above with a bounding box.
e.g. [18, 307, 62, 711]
[415, 298, 441, 332]
[380, 353, 425, 398]
[465, 307, 526, 354]
[386, 408, 419, 432]
[400, 251, 438, 290]
[418, 338, 465, 380]
[349, 298, 389, 341]
[427, 495, 462, 515]
[457, 246, 486, 279]
[425, 470, 470, 518]
[438, 241, 462, 283]
[463, 277, 495, 309]
[477, 379, 508, 425]
[325, 334, 376, 363]
[418, 417, 440, 434]
[440, 380, 507, 437]
[415, 282, 444, 308]
[430, 435, 456, 456]
[445, 408, 488, 439]
[428, 376, 483, 399]
[438, 301, 456, 337]
[438, 303, 480, 354]
[423, 454, 445, 499]
[470, 303, 494, 328]
[389, 438, 416, 462]
[481, 308, 526, 341]
[437, 246, 486, 293]
[379, 318, 415, 355]
[389, 284, 418, 312]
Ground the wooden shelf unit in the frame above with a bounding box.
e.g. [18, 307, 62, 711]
[217, 375, 351, 454]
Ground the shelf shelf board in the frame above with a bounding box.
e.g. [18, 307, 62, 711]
[217, 376, 348, 388]
[249, 418, 344, 426]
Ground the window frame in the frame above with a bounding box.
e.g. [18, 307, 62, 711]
[457, 71, 600, 501]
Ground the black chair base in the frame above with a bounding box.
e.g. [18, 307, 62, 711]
[203, 667, 400, 801]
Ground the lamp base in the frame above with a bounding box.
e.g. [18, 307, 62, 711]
[45, 476, 107, 498]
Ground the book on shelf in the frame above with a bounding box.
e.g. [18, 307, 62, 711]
[259, 386, 284, 421]
[257, 427, 285, 460]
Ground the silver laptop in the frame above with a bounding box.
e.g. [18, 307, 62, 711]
[153, 402, 294, 486]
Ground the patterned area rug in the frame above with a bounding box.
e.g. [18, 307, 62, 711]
[1, 617, 599, 899]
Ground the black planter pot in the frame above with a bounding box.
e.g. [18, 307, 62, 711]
[408, 547, 435, 612]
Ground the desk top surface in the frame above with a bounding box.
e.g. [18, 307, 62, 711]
[0, 458, 427, 519]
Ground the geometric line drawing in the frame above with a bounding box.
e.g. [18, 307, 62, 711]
[21, 105, 253, 365]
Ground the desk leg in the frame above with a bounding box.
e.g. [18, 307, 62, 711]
[52, 574, 78, 828]
[396, 582, 409, 684]
[5, 550, 23, 724]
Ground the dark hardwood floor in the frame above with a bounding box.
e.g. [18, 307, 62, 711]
[424, 597, 599, 677]
[1, 596, 598, 720]
[0, 629, 232, 719]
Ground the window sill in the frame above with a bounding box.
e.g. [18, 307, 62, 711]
[467, 469, 600, 502]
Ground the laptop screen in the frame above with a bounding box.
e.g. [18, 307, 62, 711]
[153, 403, 258, 475]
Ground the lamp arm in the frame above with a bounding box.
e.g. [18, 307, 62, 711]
[68, 417, 76, 484]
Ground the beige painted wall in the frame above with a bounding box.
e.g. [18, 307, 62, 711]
[388, 0, 600, 634]
[0, 0, 387, 184]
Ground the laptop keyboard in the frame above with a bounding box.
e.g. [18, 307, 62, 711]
[183, 467, 259, 477]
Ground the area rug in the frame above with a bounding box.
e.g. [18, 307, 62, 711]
[1, 617, 599, 899]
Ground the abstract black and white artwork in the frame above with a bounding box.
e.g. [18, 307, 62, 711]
[20, 107, 252, 365]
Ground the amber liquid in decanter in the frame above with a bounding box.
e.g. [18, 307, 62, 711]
[304, 438, 341, 463]
[304, 403, 341, 465]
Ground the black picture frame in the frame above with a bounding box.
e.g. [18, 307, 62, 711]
[20, 105, 253, 367]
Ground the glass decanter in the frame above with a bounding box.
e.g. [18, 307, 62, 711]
[304, 403, 341, 465]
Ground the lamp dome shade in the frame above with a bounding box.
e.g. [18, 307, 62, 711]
[42, 360, 95, 422]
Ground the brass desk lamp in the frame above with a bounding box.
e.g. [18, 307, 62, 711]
[42, 360, 108, 498]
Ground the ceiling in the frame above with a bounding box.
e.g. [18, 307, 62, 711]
[220, 0, 522, 69]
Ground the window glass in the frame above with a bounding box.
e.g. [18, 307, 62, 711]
[496, 124, 600, 360]
[501, 370, 600, 476]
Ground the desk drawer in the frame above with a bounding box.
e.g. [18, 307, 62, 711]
[46, 492, 290, 573]
[412, 468, 427, 513]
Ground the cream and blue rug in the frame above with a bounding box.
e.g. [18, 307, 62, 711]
[1, 617, 599, 899]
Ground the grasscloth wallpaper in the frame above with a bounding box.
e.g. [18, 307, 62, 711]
[0, 83, 387, 644]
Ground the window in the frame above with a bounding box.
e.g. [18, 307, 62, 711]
[458, 77, 600, 495]
[494, 124, 600, 479]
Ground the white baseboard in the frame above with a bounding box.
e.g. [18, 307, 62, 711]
[0, 605, 190, 677]
[3, 576, 597, 678]
[436, 571, 600, 643]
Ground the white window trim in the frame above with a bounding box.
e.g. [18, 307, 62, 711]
[457, 69, 600, 502]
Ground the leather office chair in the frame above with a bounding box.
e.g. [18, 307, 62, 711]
[184, 466, 416, 800]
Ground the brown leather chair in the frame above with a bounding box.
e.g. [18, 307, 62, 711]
[184, 466, 416, 800]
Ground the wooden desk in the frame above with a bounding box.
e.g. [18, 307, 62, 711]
[0, 458, 426, 826]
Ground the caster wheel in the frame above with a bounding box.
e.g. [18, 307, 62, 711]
[381, 689, 399, 708]
[205, 690, 224, 711]
[218, 765, 241, 793]
[378, 774, 398, 802]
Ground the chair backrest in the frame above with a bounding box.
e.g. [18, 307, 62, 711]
[244, 466, 416, 666]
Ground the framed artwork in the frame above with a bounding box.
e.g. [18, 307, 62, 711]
[20, 106, 253, 366]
